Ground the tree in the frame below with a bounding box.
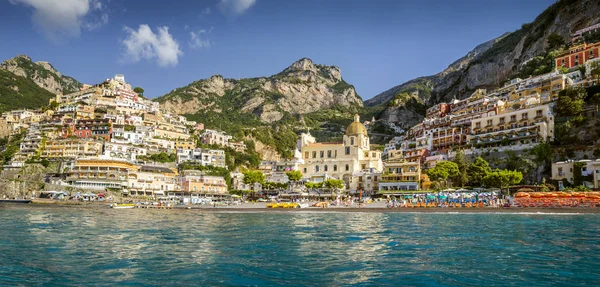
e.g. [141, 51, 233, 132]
[324, 179, 345, 191]
[133, 87, 144, 96]
[285, 170, 303, 182]
[243, 170, 265, 186]
[554, 87, 587, 116]
[452, 150, 469, 187]
[468, 157, 491, 187]
[530, 142, 553, 182]
[483, 169, 523, 191]
[427, 161, 459, 188]
[546, 33, 565, 51]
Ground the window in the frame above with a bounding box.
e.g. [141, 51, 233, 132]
[499, 117, 505, 124]
[312, 151, 316, 158]
[327, 150, 332, 158]
[486, 120, 492, 126]
[304, 152, 309, 159]
[522, 113, 528, 120]
[361, 164, 366, 170]
[345, 164, 349, 171]
[320, 151, 324, 158]
[510, 115, 517, 121]
[475, 122, 481, 128]
[536, 110, 543, 117]
[372, 153, 376, 158]
[324, 165, 328, 172]
[333, 165, 337, 172]
[345, 147, 350, 155]
[303, 168, 307, 173]
[315, 165, 320, 172]
[351, 137, 355, 145]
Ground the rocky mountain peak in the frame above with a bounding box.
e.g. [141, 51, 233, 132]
[284, 58, 316, 73]
[0, 54, 81, 95]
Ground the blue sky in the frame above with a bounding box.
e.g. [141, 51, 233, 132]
[0, 0, 556, 99]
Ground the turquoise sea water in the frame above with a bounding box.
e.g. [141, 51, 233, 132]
[1, 206, 599, 286]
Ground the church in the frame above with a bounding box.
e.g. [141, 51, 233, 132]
[297, 114, 383, 189]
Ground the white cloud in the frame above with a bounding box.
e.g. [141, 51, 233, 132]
[10, 0, 108, 42]
[189, 29, 212, 49]
[121, 24, 182, 67]
[201, 7, 212, 15]
[217, 0, 256, 16]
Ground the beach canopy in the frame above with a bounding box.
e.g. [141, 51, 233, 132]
[456, 188, 469, 192]
[443, 188, 456, 192]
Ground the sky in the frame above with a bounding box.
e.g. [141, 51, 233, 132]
[0, 0, 557, 100]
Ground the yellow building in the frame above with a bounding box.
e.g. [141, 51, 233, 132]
[379, 150, 421, 191]
[67, 157, 138, 190]
[154, 128, 190, 140]
[175, 139, 196, 150]
[509, 71, 571, 103]
[41, 139, 103, 159]
[128, 165, 179, 196]
[298, 114, 382, 188]
[470, 103, 554, 149]
[181, 171, 228, 194]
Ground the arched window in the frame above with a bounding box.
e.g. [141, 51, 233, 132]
[351, 137, 355, 145]
[345, 164, 349, 171]
[315, 165, 320, 172]
[324, 165, 328, 172]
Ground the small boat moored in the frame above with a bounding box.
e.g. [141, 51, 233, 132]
[110, 203, 136, 209]
[0, 199, 32, 204]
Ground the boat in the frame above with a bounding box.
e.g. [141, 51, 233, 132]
[110, 203, 136, 209]
[0, 199, 32, 204]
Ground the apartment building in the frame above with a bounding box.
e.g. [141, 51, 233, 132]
[176, 148, 226, 168]
[181, 171, 228, 194]
[470, 103, 554, 149]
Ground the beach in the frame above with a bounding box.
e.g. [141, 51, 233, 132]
[21, 199, 600, 213]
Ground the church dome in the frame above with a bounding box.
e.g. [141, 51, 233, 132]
[345, 114, 368, 136]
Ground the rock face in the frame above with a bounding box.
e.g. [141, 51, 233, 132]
[0, 55, 82, 95]
[369, 0, 600, 127]
[155, 58, 363, 123]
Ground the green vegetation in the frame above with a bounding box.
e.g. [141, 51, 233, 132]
[0, 131, 25, 164]
[427, 161, 459, 189]
[8, 56, 82, 94]
[452, 150, 469, 187]
[554, 86, 587, 117]
[243, 170, 266, 185]
[133, 87, 144, 96]
[137, 152, 177, 163]
[330, 80, 354, 94]
[483, 169, 523, 190]
[468, 157, 492, 187]
[285, 170, 303, 182]
[0, 70, 56, 113]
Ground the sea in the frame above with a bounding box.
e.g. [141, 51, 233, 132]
[1, 206, 599, 286]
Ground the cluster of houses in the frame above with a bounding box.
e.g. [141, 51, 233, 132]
[3, 28, 600, 197]
[381, 33, 600, 190]
[1, 75, 245, 197]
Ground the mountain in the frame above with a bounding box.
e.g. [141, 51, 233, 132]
[155, 58, 365, 159]
[369, 0, 600, 129]
[156, 58, 362, 123]
[0, 69, 56, 113]
[0, 55, 82, 96]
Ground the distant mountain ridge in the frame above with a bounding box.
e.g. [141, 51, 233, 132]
[1, 55, 82, 95]
[155, 58, 363, 123]
[0, 55, 83, 113]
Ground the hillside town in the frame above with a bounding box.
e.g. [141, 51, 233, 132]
[1, 27, 600, 206]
